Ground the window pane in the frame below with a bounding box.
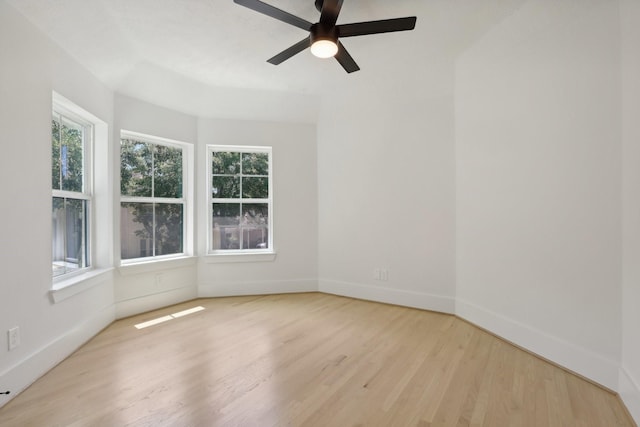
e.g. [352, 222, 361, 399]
[242, 177, 268, 199]
[120, 136, 188, 261]
[242, 152, 268, 175]
[120, 140, 152, 197]
[60, 117, 84, 192]
[52, 118, 61, 190]
[242, 203, 269, 249]
[66, 198, 89, 267]
[120, 202, 153, 259]
[154, 145, 182, 198]
[212, 203, 240, 250]
[212, 152, 240, 175]
[52, 197, 65, 276]
[52, 197, 89, 276]
[212, 176, 240, 199]
[209, 147, 271, 254]
[155, 203, 183, 256]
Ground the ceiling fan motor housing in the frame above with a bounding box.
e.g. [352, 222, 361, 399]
[310, 22, 338, 45]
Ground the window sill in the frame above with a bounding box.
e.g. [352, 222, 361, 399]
[118, 256, 197, 276]
[50, 267, 114, 304]
[203, 251, 277, 264]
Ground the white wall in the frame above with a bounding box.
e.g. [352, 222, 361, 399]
[455, 0, 622, 390]
[0, 0, 115, 404]
[317, 62, 456, 313]
[197, 118, 318, 297]
[620, 0, 640, 421]
[115, 62, 320, 124]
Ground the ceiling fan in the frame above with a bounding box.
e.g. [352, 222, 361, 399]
[233, 0, 417, 73]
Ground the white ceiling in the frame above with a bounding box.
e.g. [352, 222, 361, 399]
[7, 0, 527, 119]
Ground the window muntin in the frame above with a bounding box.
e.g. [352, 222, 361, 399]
[52, 111, 92, 277]
[120, 135, 186, 262]
[209, 147, 272, 253]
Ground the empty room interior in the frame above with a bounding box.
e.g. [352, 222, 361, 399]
[1, 0, 640, 425]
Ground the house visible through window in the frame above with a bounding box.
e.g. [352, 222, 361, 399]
[208, 146, 272, 253]
[120, 132, 186, 261]
[52, 109, 91, 277]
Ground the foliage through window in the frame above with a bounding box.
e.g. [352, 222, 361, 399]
[209, 146, 272, 253]
[120, 134, 185, 261]
[52, 111, 91, 277]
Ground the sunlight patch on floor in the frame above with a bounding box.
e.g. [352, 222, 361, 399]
[134, 306, 205, 329]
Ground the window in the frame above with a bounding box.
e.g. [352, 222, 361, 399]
[52, 108, 92, 277]
[208, 146, 272, 253]
[120, 132, 187, 262]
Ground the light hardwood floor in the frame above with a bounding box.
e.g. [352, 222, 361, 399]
[0, 293, 634, 426]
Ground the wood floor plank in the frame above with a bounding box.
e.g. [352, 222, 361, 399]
[0, 293, 635, 427]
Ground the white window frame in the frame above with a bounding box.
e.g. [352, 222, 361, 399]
[52, 99, 94, 282]
[120, 131, 192, 265]
[207, 145, 274, 256]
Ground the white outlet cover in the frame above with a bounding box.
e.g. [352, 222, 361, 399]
[8, 327, 20, 350]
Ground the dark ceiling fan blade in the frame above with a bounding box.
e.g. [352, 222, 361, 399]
[334, 42, 360, 73]
[234, 0, 313, 31]
[337, 16, 416, 37]
[267, 37, 311, 65]
[319, 0, 344, 27]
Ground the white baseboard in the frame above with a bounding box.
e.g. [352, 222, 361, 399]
[455, 298, 620, 391]
[198, 278, 317, 297]
[619, 367, 640, 425]
[318, 279, 456, 314]
[115, 286, 198, 319]
[0, 304, 115, 409]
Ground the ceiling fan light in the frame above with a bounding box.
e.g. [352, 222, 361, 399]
[310, 39, 338, 58]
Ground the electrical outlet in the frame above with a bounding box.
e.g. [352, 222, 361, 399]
[380, 269, 389, 281]
[373, 268, 381, 280]
[8, 327, 20, 351]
